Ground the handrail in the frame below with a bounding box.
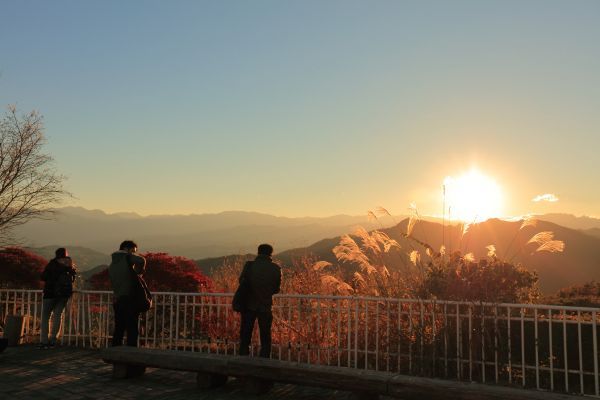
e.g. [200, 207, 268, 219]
[4, 288, 599, 312]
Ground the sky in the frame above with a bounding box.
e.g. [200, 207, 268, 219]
[1, 1, 599, 218]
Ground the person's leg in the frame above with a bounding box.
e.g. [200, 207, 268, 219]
[39, 298, 54, 346]
[239, 310, 257, 356]
[49, 297, 68, 345]
[125, 309, 140, 347]
[112, 299, 127, 346]
[257, 310, 273, 358]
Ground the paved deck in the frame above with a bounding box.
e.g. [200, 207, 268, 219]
[0, 344, 385, 399]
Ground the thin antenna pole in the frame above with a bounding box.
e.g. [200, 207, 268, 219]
[442, 184, 446, 261]
[448, 206, 452, 253]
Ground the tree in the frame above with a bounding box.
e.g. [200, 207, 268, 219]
[0, 247, 47, 289]
[545, 281, 600, 308]
[90, 252, 212, 293]
[417, 250, 539, 303]
[0, 106, 68, 242]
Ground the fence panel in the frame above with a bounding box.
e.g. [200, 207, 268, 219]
[1, 289, 598, 397]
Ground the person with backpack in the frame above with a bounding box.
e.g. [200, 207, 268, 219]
[39, 247, 77, 349]
[108, 240, 147, 346]
[236, 244, 281, 357]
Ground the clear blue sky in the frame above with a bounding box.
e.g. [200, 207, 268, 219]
[1, 1, 599, 217]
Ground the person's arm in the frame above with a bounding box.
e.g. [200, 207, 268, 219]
[131, 254, 146, 275]
[239, 261, 251, 284]
[70, 265, 77, 282]
[41, 262, 52, 282]
[65, 257, 77, 282]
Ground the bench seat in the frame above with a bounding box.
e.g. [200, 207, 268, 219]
[102, 347, 579, 400]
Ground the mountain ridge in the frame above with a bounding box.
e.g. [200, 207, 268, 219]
[13, 207, 397, 259]
[13, 207, 600, 294]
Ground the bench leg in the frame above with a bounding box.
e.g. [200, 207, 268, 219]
[350, 391, 379, 400]
[112, 363, 146, 379]
[242, 377, 274, 395]
[113, 363, 127, 379]
[127, 365, 146, 378]
[196, 372, 228, 389]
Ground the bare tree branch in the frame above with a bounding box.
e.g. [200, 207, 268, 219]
[0, 106, 70, 243]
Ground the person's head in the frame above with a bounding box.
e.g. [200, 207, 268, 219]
[257, 243, 273, 256]
[55, 247, 68, 259]
[119, 240, 138, 253]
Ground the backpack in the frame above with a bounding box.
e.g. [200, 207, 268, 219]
[126, 254, 153, 313]
[232, 261, 253, 312]
[53, 267, 74, 298]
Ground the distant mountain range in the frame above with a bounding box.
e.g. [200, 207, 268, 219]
[14, 207, 394, 259]
[25, 245, 110, 272]
[535, 213, 600, 230]
[584, 228, 600, 239]
[14, 208, 600, 294]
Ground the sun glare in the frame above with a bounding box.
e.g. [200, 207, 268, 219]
[443, 170, 503, 223]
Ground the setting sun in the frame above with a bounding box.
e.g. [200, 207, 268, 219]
[443, 170, 503, 223]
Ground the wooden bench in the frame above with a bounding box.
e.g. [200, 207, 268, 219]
[102, 347, 578, 400]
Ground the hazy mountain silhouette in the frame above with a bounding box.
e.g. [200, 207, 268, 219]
[25, 245, 110, 272]
[583, 228, 600, 239]
[14, 207, 600, 294]
[13, 207, 395, 259]
[81, 263, 110, 281]
[539, 213, 600, 230]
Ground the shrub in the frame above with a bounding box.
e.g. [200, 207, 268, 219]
[0, 247, 47, 289]
[89, 252, 212, 292]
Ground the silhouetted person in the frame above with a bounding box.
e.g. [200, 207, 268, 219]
[39, 247, 77, 349]
[238, 243, 281, 357]
[109, 240, 146, 346]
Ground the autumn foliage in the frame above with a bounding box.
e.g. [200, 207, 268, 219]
[417, 250, 539, 302]
[89, 252, 212, 292]
[545, 281, 600, 308]
[0, 247, 47, 289]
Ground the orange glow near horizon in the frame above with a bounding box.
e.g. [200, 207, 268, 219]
[443, 169, 504, 223]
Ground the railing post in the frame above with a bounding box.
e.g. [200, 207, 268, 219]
[443, 302, 448, 378]
[409, 302, 413, 375]
[456, 303, 461, 380]
[494, 305, 498, 384]
[549, 309, 554, 391]
[507, 306, 512, 385]
[481, 304, 486, 383]
[521, 307, 526, 387]
[593, 311, 599, 397]
[578, 310, 584, 394]
[386, 299, 390, 372]
[534, 308, 539, 389]
[563, 309, 569, 392]
[469, 304, 473, 382]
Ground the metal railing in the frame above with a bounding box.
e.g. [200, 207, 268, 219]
[1, 288, 599, 397]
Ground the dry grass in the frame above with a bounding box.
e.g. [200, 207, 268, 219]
[527, 231, 555, 245]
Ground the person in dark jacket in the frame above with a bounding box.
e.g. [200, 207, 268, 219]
[238, 243, 282, 357]
[39, 248, 77, 349]
[108, 240, 146, 346]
